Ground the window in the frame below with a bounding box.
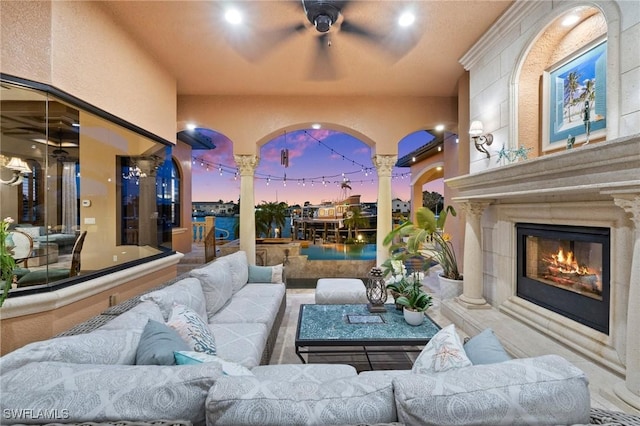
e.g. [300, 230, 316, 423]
[169, 158, 180, 227]
[0, 77, 175, 298]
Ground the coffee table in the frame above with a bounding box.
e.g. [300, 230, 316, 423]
[295, 303, 440, 370]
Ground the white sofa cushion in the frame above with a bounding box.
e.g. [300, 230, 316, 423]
[0, 328, 143, 372]
[393, 354, 591, 426]
[98, 301, 165, 331]
[235, 282, 286, 299]
[206, 374, 397, 426]
[209, 292, 283, 331]
[140, 277, 207, 321]
[209, 322, 268, 369]
[1, 361, 222, 425]
[190, 261, 234, 319]
[251, 363, 357, 383]
[217, 250, 249, 293]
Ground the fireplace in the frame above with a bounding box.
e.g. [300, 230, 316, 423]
[516, 223, 610, 334]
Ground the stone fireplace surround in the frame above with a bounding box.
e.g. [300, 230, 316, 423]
[443, 135, 640, 411]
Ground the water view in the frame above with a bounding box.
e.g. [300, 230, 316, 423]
[193, 216, 376, 260]
[300, 243, 376, 260]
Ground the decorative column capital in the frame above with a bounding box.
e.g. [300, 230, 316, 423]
[457, 200, 491, 218]
[372, 155, 397, 177]
[234, 155, 258, 176]
[613, 194, 640, 228]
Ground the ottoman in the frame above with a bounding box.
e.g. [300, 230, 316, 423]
[315, 278, 369, 304]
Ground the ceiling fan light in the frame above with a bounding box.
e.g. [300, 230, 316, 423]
[224, 8, 242, 25]
[398, 11, 415, 27]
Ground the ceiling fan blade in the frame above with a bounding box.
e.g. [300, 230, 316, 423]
[308, 34, 340, 81]
[227, 22, 306, 63]
[339, 19, 383, 44]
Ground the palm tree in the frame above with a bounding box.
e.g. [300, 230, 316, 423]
[343, 208, 369, 241]
[565, 71, 581, 122]
[256, 201, 288, 237]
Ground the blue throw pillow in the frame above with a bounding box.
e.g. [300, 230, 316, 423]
[463, 328, 511, 365]
[247, 264, 283, 283]
[135, 319, 190, 365]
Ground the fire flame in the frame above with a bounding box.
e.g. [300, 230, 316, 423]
[551, 248, 590, 275]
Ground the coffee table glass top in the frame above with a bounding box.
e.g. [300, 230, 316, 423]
[296, 303, 440, 343]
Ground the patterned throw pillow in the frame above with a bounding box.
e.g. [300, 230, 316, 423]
[168, 304, 217, 355]
[174, 351, 254, 376]
[412, 323, 472, 373]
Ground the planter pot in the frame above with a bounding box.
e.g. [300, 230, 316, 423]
[438, 274, 463, 300]
[403, 307, 424, 326]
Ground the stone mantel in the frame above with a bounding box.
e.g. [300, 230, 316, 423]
[446, 135, 640, 202]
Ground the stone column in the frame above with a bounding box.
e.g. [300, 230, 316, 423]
[373, 154, 396, 266]
[613, 194, 640, 410]
[456, 200, 491, 308]
[410, 181, 422, 223]
[234, 155, 258, 265]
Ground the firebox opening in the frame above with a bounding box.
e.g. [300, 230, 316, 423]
[516, 223, 610, 335]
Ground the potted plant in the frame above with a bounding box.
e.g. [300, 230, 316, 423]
[382, 259, 421, 310]
[395, 280, 433, 325]
[0, 216, 16, 307]
[383, 206, 463, 299]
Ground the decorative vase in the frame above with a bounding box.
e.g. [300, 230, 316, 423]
[438, 274, 463, 300]
[403, 307, 424, 326]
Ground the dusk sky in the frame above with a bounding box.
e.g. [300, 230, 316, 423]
[191, 129, 443, 206]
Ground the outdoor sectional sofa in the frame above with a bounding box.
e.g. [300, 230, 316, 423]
[0, 250, 594, 425]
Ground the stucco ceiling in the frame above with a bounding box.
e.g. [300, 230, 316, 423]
[100, 0, 513, 97]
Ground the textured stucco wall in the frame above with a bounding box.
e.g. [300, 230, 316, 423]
[1, 1, 177, 143]
[177, 95, 459, 156]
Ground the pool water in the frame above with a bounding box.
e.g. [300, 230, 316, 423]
[301, 243, 376, 260]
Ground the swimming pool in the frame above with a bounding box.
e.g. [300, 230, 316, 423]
[300, 243, 376, 260]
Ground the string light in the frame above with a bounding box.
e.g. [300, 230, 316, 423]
[190, 153, 412, 187]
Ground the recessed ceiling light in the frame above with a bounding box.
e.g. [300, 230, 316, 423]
[562, 14, 580, 27]
[225, 8, 242, 25]
[186, 123, 197, 131]
[398, 11, 415, 27]
[311, 123, 321, 129]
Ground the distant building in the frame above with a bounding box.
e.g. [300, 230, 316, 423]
[392, 198, 411, 214]
[193, 201, 236, 217]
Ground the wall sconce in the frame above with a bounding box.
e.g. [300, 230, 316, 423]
[469, 121, 494, 158]
[1, 157, 31, 186]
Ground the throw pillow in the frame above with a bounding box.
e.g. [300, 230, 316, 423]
[463, 328, 512, 365]
[135, 319, 190, 365]
[190, 262, 234, 318]
[16, 226, 42, 239]
[168, 304, 217, 355]
[247, 264, 283, 283]
[174, 351, 254, 376]
[140, 277, 207, 321]
[412, 323, 472, 373]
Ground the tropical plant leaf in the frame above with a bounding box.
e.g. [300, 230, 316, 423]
[415, 207, 437, 232]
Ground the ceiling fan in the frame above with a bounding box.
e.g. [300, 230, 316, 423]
[299, 0, 384, 80]
[229, 0, 413, 80]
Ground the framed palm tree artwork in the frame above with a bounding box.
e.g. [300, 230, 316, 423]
[542, 37, 607, 151]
